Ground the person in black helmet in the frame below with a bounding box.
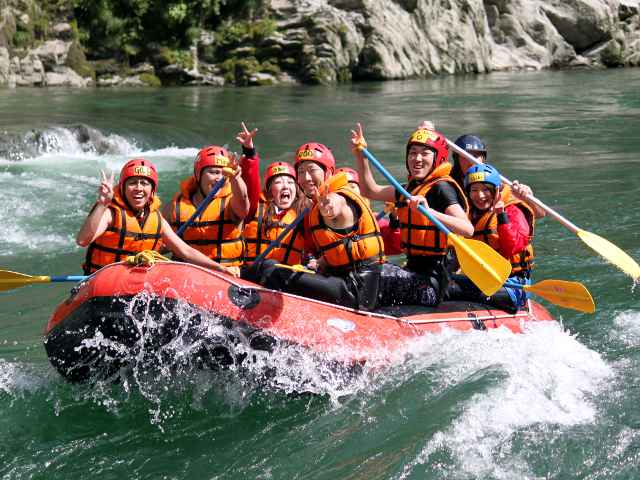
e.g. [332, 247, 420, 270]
[451, 134, 546, 219]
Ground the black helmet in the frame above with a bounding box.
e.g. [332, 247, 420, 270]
[453, 134, 487, 160]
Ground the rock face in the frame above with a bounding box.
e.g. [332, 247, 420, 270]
[0, 0, 639, 87]
[267, 0, 640, 83]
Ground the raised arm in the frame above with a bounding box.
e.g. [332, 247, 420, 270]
[237, 121, 261, 221]
[227, 154, 250, 221]
[350, 123, 395, 202]
[76, 170, 115, 246]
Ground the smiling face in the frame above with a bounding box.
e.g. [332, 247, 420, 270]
[123, 177, 153, 210]
[296, 161, 327, 197]
[268, 175, 297, 210]
[199, 166, 224, 195]
[406, 145, 435, 179]
[469, 182, 496, 212]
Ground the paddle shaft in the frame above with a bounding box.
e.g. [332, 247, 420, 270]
[446, 139, 580, 233]
[50, 275, 88, 282]
[176, 177, 226, 237]
[253, 207, 309, 265]
[361, 148, 452, 235]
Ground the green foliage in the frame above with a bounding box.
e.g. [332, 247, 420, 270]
[139, 72, 162, 87]
[71, 0, 271, 62]
[66, 40, 96, 79]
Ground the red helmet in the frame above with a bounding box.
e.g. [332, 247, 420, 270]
[264, 161, 296, 190]
[119, 158, 158, 194]
[294, 142, 335, 175]
[194, 145, 231, 181]
[406, 128, 449, 169]
[335, 167, 359, 185]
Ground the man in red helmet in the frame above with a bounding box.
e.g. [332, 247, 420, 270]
[163, 142, 249, 272]
[77, 159, 237, 276]
[351, 123, 473, 307]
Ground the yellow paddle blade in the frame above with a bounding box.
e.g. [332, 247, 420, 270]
[525, 279, 595, 314]
[449, 235, 512, 297]
[0, 270, 50, 292]
[577, 229, 640, 281]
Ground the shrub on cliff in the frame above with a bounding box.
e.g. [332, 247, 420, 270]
[72, 0, 268, 63]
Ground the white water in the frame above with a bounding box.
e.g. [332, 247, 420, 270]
[394, 322, 612, 479]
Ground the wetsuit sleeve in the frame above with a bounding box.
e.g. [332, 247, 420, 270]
[240, 146, 261, 221]
[379, 217, 402, 255]
[497, 204, 531, 257]
[426, 182, 464, 213]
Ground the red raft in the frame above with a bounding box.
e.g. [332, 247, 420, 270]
[45, 261, 555, 382]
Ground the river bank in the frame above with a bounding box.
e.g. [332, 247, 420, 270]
[1, 0, 640, 88]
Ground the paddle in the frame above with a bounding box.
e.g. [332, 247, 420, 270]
[504, 279, 595, 313]
[252, 172, 350, 266]
[253, 207, 309, 265]
[447, 139, 640, 281]
[359, 147, 511, 297]
[176, 177, 226, 237]
[0, 270, 87, 292]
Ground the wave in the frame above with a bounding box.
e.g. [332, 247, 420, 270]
[0, 125, 139, 162]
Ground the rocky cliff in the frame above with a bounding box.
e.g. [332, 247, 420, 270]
[1, 0, 639, 87]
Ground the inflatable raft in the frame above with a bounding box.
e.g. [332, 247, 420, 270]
[44, 261, 555, 382]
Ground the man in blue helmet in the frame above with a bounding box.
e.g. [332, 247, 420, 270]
[451, 134, 546, 219]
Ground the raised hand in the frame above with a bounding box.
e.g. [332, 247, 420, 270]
[236, 121, 258, 150]
[222, 151, 242, 178]
[417, 120, 435, 130]
[97, 169, 114, 206]
[350, 122, 367, 153]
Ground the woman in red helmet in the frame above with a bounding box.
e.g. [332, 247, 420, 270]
[351, 123, 473, 307]
[241, 161, 305, 280]
[77, 159, 236, 276]
[163, 142, 249, 271]
[253, 143, 385, 311]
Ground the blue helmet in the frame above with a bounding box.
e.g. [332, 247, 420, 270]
[464, 164, 501, 190]
[454, 134, 487, 158]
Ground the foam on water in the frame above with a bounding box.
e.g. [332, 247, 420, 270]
[611, 310, 640, 347]
[394, 322, 612, 479]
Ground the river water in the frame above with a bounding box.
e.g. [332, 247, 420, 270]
[1, 69, 639, 479]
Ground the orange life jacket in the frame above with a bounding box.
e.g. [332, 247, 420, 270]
[83, 192, 163, 274]
[244, 196, 304, 265]
[471, 189, 535, 275]
[308, 188, 385, 273]
[396, 163, 469, 257]
[169, 177, 244, 266]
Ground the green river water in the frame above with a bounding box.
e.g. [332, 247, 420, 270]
[0, 69, 639, 479]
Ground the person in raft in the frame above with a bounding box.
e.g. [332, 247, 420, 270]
[77, 158, 236, 276]
[253, 142, 386, 311]
[445, 164, 535, 312]
[241, 161, 305, 281]
[351, 123, 473, 307]
[451, 134, 545, 219]
[162, 141, 251, 276]
[336, 166, 402, 256]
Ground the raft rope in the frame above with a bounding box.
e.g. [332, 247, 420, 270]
[125, 250, 170, 266]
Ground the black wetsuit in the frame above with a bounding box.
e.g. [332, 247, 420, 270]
[378, 181, 465, 307]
